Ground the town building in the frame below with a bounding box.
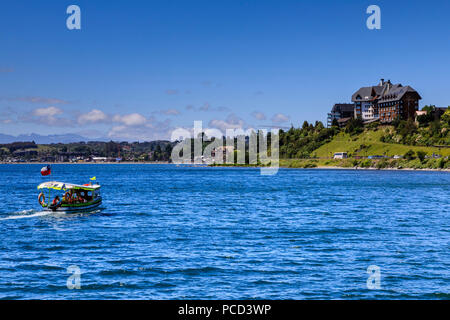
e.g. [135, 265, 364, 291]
[327, 103, 354, 127]
[415, 106, 448, 123]
[352, 79, 421, 124]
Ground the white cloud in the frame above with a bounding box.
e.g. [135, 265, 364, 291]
[4, 105, 180, 139]
[26, 106, 73, 126]
[251, 111, 266, 121]
[271, 113, 290, 123]
[208, 113, 246, 132]
[108, 118, 173, 141]
[33, 106, 63, 117]
[21, 107, 109, 127]
[113, 113, 147, 126]
[108, 125, 127, 137]
[78, 109, 108, 124]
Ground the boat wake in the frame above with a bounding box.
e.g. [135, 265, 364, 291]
[0, 209, 53, 220]
[1, 207, 105, 221]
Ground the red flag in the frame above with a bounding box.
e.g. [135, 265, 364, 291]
[41, 165, 51, 176]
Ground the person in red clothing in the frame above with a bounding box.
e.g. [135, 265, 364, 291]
[52, 196, 60, 206]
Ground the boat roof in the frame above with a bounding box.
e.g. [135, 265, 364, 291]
[37, 181, 101, 191]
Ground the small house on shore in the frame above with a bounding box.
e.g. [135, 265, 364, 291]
[333, 152, 348, 159]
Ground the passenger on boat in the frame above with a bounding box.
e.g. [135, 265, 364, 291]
[52, 196, 60, 206]
[62, 191, 71, 204]
[76, 192, 86, 203]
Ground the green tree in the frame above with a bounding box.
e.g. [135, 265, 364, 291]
[430, 120, 441, 136]
[404, 149, 416, 160]
[421, 105, 436, 113]
[417, 113, 433, 126]
[441, 109, 450, 126]
[416, 150, 426, 162]
[438, 158, 447, 169]
[331, 118, 339, 127]
[344, 118, 364, 135]
[397, 119, 417, 144]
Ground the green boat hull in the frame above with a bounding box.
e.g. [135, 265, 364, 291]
[42, 197, 102, 212]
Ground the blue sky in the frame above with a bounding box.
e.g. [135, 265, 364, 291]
[1, 0, 450, 141]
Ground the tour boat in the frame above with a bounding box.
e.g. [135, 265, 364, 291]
[37, 181, 102, 212]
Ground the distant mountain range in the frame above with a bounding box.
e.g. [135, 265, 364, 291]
[0, 133, 110, 144]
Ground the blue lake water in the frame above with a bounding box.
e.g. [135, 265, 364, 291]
[0, 164, 449, 299]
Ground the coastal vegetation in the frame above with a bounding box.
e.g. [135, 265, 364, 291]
[279, 157, 449, 170]
[0, 140, 175, 162]
[279, 120, 338, 158]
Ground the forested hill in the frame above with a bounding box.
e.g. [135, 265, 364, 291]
[0, 140, 176, 162]
[279, 106, 450, 160]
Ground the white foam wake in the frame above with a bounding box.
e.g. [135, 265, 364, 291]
[0, 210, 52, 220]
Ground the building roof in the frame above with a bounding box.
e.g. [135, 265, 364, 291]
[37, 181, 101, 191]
[378, 84, 421, 103]
[337, 117, 352, 124]
[330, 103, 354, 113]
[352, 86, 383, 102]
[352, 79, 421, 103]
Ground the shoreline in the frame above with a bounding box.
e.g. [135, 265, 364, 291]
[0, 161, 170, 165]
[2, 162, 449, 172]
[305, 166, 450, 172]
[210, 165, 450, 172]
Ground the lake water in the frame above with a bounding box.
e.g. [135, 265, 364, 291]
[0, 164, 449, 299]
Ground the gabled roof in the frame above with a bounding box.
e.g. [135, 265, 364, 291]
[378, 85, 421, 102]
[352, 80, 421, 103]
[352, 86, 384, 102]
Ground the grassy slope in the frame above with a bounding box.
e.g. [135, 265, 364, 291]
[311, 128, 450, 158]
